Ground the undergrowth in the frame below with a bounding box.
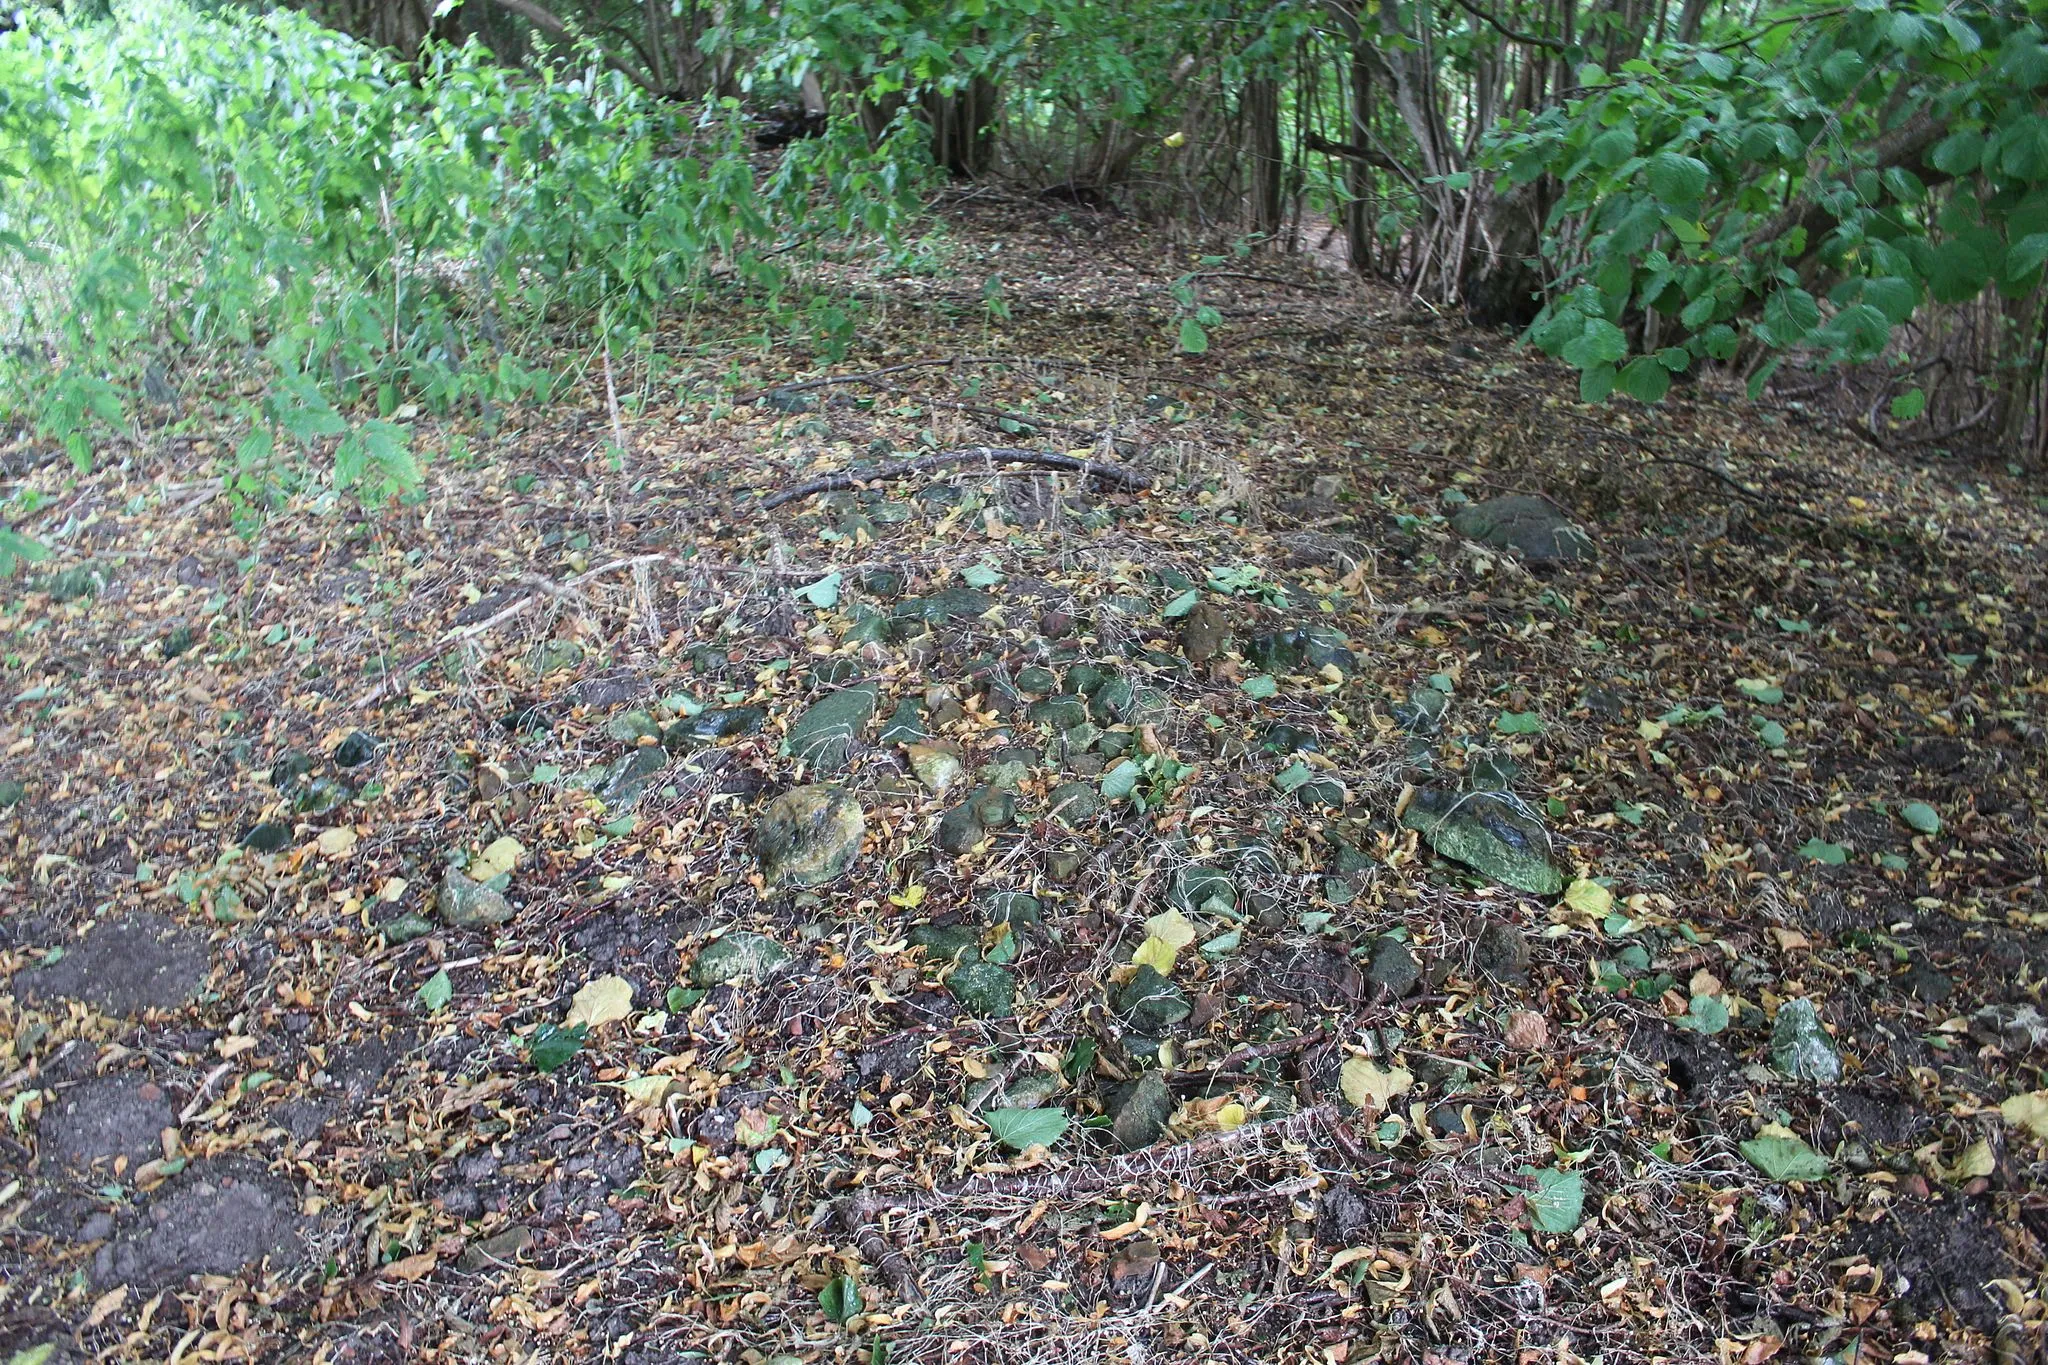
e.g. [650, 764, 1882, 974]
[0, 0, 923, 522]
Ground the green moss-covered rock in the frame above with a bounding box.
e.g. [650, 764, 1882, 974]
[1114, 965, 1192, 1033]
[439, 867, 515, 927]
[1112, 1069, 1174, 1149]
[938, 804, 985, 854]
[756, 784, 865, 887]
[1399, 787, 1563, 894]
[982, 892, 1043, 925]
[1027, 695, 1090, 732]
[947, 961, 1016, 1018]
[1048, 781, 1101, 825]
[909, 924, 981, 965]
[691, 932, 791, 986]
[785, 685, 878, 770]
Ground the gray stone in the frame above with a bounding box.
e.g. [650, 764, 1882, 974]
[690, 932, 791, 986]
[905, 744, 967, 797]
[786, 685, 878, 770]
[597, 745, 668, 807]
[1027, 695, 1090, 732]
[1114, 965, 1192, 1034]
[756, 785, 865, 887]
[969, 786, 1016, 828]
[14, 913, 209, 1016]
[1366, 937, 1422, 998]
[947, 962, 1016, 1018]
[439, 867, 515, 928]
[1112, 1070, 1175, 1150]
[877, 699, 929, 744]
[1393, 684, 1449, 733]
[1473, 919, 1531, 982]
[1400, 788, 1563, 895]
[1180, 601, 1232, 663]
[1048, 781, 1101, 825]
[1770, 997, 1841, 1084]
[1451, 494, 1593, 565]
[937, 804, 985, 854]
[982, 892, 1043, 925]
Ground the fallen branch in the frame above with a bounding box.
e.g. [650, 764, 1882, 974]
[734, 356, 1114, 404]
[759, 447, 1150, 511]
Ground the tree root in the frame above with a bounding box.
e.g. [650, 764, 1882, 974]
[759, 447, 1150, 511]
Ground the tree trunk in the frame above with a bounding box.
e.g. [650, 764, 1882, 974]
[1342, 51, 1376, 272]
[1244, 76, 1284, 240]
[922, 76, 999, 177]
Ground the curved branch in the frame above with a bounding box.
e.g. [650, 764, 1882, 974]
[469, 0, 660, 93]
[1448, 0, 1569, 53]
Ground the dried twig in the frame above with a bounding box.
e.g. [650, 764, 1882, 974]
[759, 447, 1150, 511]
[834, 1197, 926, 1304]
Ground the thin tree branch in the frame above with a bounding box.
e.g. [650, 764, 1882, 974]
[1449, 0, 1570, 52]
[758, 448, 1150, 511]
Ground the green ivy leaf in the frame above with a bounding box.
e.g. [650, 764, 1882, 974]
[418, 968, 452, 1013]
[1797, 837, 1848, 865]
[527, 1022, 588, 1073]
[796, 572, 842, 609]
[1495, 710, 1542, 734]
[1521, 1166, 1586, 1233]
[819, 1273, 863, 1324]
[1100, 759, 1142, 800]
[1177, 317, 1209, 354]
[1161, 588, 1200, 618]
[1741, 1128, 1830, 1181]
[984, 1106, 1068, 1152]
[1898, 801, 1941, 835]
[1241, 675, 1280, 699]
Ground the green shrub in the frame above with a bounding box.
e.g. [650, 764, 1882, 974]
[0, 0, 920, 511]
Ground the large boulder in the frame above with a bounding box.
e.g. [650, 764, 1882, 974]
[756, 785, 865, 887]
[1451, 495, 1593, 565]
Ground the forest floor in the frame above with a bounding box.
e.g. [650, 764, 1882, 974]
[3, 191, 2048, 1365]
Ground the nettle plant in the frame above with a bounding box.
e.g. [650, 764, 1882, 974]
[0, 0, 919, 521]
[1487, 0, 2048, 407]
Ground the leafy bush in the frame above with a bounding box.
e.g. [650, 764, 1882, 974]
[1486, 0, 2048, 404]
[0, 0, 920, 512]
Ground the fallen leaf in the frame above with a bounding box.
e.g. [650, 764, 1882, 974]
[1504, 1010, 1549, 1050]
[1562, 878, 1612, 917]
[83, 1284, 127, 1329]
[2000, 1091, 2048, 1140]
[564, 975, 634, 1031]
[381, 1251, 438, 1281]
[1131, 934, 1178, 973]
[471, 835, 525, 881]
[1339, 1056, 1413, 1112]
[1144, 907, 1197, 950]
[316, 827, 357, 857]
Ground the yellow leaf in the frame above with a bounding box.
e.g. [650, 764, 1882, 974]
[1951, 1138, 1995, 1180]
[564, 974, 634, 1031]
[888, 883, 927, 909]
[1143, 908, 1197, 950]
[1637, 719, 1666, 742]
[1563, 878, 1613, 917]
[1163, 131, 1187, 148]
[1339, 1056, 1413, 1112]
[471, 835, 525, 881]
[2000, 1091, 2048, 1140]
[1215, 1102, 1246, 1131]
[1132, 934, 1178, 974]
[618, 1075, 678, 1109]
[317, 827, 357, 858]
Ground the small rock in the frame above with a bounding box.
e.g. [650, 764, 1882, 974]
[1473, 919, 1532, 982]
[332, 731, 378, 768]
[161, 625, 199, 659]
[438, 867, 515, 928]
[46, 565, 101, 602]
[1770, 997, 1841, 1084]
[983, 892, 1043, 925]
[1048, 781, 1101, 825]
[456, 1225, 535, 1272]
[606, 710, 662, 744]
[1393, 683, 1450, 734]
[0, 778, 23, 808]
[877, 699, 929, 744]
[668, 706, 767, 746]
[947, 962, 1016, 1018]
[1014, 665, 1058, 695]
[1045, 846, 1085, 881]
[760, 388, 814, 413]
[1970, 1002, 2048, 1052]
[240, 821, 292, 853]
[968, 786, 1016, 828]
[1503, 1010, 1549, 1050]
[909, 925, 981, 965]
[905, 743, 967, 797]
[1112, 1069, 1174, 1150]
[379, 912, 435, 945]
[1114, 965, 1192, 1033]
[1400, 788, 1563, 895]
[937, 804, 985, 854]
[756, 785, 865, 887]
[1180, 601, 1233, 663]
[1366, 936, 1422, 998]
[690, 932, 790, 986]
[1451, 494, 1594, 565]
[785, 685, 878, 770]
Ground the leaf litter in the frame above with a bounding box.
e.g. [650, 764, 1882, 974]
[0, 195, 2045, 1362]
